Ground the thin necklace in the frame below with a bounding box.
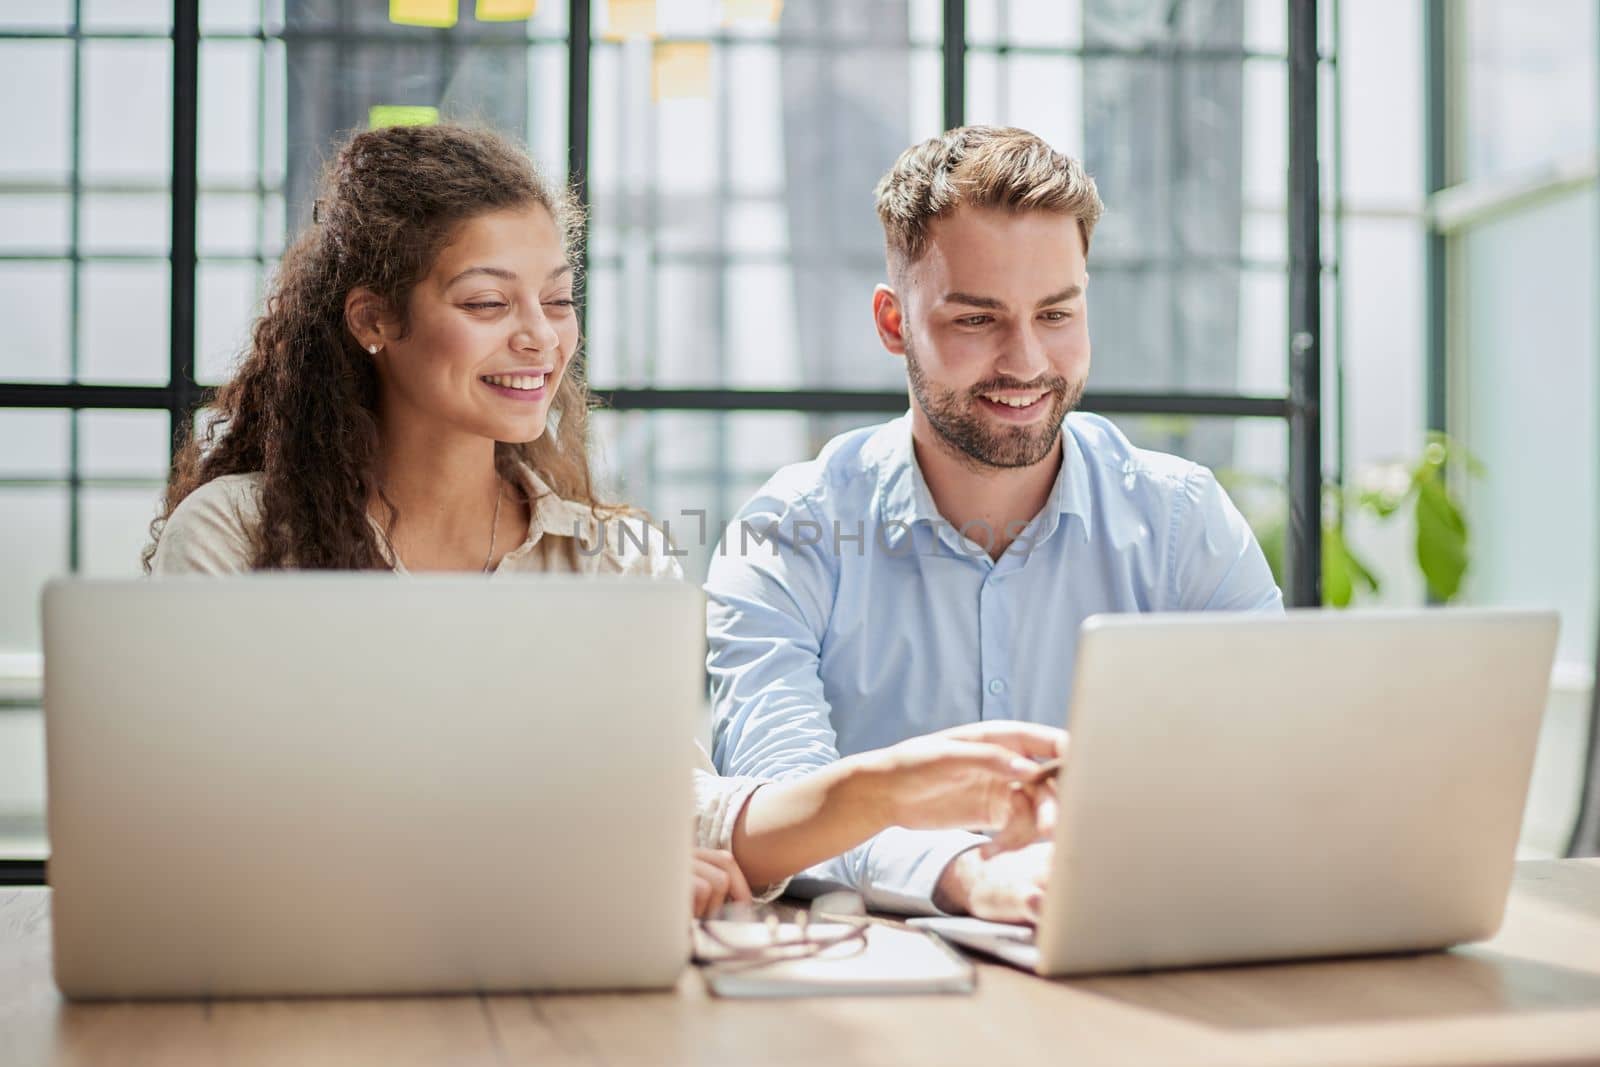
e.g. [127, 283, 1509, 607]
[482, 480, 504, 573]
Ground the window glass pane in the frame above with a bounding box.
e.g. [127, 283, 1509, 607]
[1235, 270, 1289, 395]
[0, 263, 70, 383]
[527, 42, 568, 174]
[965, 52, 1084, 156]
[262, 40, 287, 190]
[724, 199, 786, 256]
[0, 488, 67, 654]
[1460, 190, 1598, 668]
[586, 0, 938, 390]
[1006, 0, 1080, 48]
[0, 195, 72, 254]
[80, 417, 169, 579]
[0, 410, 70, 479]
[1245, 0, 1287, 55]
[0, 42, 72, 182]
[1082, 0, 1249, 48]
[1240, 59, 1287, 215]
[1339, 0, 1422, 206]
[80, 410, 170, 479]
[82, 41, 174, 185]
[262, 198, 287, 256]
[655, 265, 719, 385]
[80, 193, 171, 256]
[82, 0, 172, 32]
[0, 1, 72, 31]
[198, 262, 262, 385]
[1461, 0, 1596, 183]
[202, 0, 262, 34]
[907, 0, 941, 47]
[79, 261, 170, 384]
[907, 45, 942, 136]
[724, 265, 799, 388]
[582, 261, 623, 383]
[1342, 214, 1425, 468]
[81, 487, 164, 577]
[201, 40, 262, 187]
[199, 193, 261, 256]
[724, 47, 777, 195]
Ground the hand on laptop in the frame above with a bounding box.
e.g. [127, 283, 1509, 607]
[933, 841, 1053, 924]
[692, 848, 753, 918]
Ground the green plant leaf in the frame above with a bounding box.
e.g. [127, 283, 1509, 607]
[1415, 477, 1469, 600]
[1323, 527, 1353, 607]
[1321, 523, 1381, 608]
[1343, 535, 1381, 595]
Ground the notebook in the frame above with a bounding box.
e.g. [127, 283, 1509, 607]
[693, 921, 975, 997]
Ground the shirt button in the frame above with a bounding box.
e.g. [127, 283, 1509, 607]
[987, 678, 1005, 695]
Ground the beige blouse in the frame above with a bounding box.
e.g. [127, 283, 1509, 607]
[149, 464, 780, 895]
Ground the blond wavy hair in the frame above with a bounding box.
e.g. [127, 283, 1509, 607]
[874, 125, 1104, 278]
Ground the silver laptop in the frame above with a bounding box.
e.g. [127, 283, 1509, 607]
[914, 608, 1559, 977]
[43, 575, 701, 999]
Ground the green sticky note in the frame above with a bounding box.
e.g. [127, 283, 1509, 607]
[390, 0, 458, 28]
[369, 105, 440, 129]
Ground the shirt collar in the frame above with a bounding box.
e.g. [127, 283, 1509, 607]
[872, 411, 1094, 548]
[505, 462, 603, 559]
[370, 461, 602, 573]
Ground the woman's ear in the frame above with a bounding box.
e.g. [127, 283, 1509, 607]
[344, 288, 390, 355]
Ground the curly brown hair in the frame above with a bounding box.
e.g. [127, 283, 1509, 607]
[145, 123, 617, 571]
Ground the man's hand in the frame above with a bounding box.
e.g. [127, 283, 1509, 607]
[691, 848, 752, 918]
[932, 841, 1053, 923]
[858, 721, 1066, 852]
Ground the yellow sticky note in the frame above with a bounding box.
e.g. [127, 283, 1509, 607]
[604, 0, 656, 40]
[370, 105, 441, 128]
[476, 0, 536, 20]
[652, 41, 712, 101]
[390, 0, 458, 27]
[723, 0, 781, 24]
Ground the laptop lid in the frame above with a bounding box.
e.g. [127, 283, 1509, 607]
[1035, 608, 1558, 977]
[44, 574, 699, 999]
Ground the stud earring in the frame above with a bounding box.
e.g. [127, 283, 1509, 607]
[367, 343, 380, 355]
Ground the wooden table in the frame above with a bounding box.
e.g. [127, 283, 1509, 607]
[4, 860, 1600, 1066]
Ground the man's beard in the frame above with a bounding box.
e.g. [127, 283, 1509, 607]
[905, 337, 1082, 470]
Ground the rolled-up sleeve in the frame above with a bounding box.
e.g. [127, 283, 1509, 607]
[690, 764, 788, 903]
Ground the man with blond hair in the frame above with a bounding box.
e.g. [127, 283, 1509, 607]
[706, 126, 1282, 919]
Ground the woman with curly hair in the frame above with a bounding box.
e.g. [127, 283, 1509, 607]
[146, 123, 1061, 917]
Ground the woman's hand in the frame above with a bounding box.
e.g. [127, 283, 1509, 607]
[857, 721, 1066, 856]
[691, 848, 753, 918]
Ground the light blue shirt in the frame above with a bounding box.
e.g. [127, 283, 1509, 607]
[705, 411, 1284, 913]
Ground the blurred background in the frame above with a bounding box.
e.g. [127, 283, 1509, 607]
[1, 0, 1595, 870]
